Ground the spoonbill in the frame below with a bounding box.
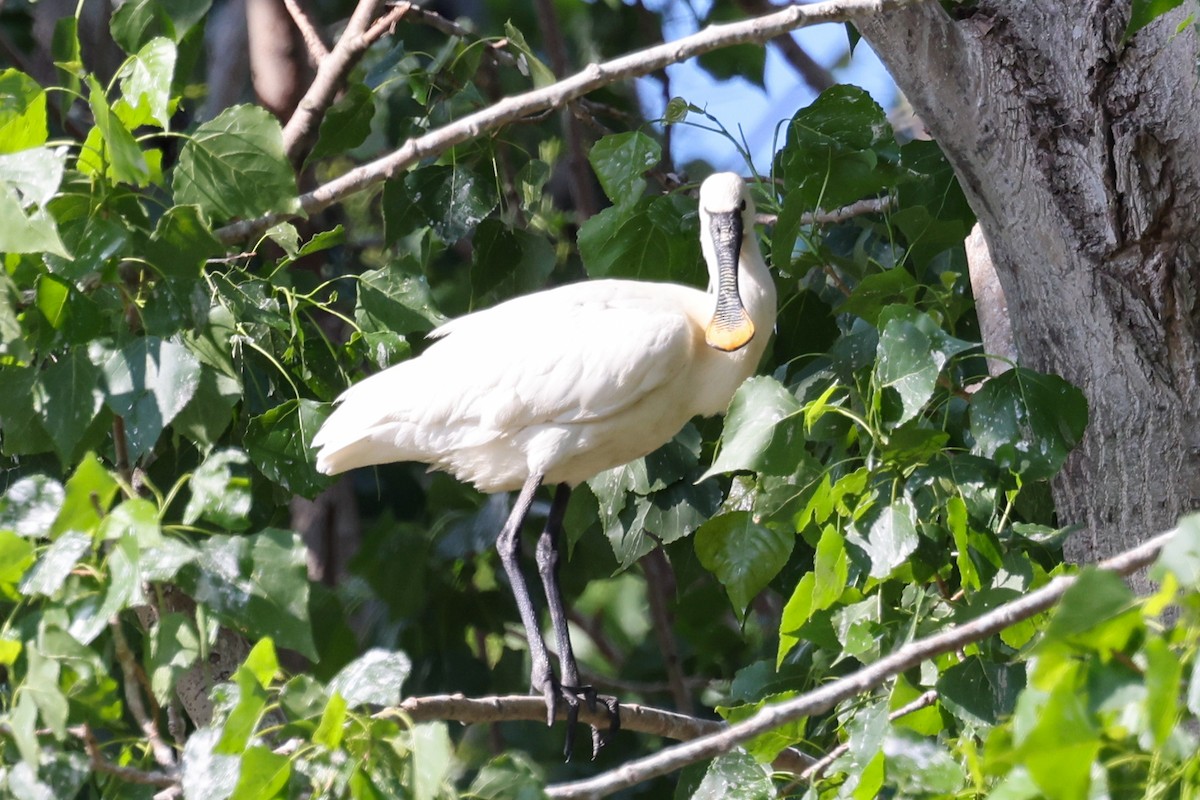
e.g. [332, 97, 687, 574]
[312, 172, 777, 758]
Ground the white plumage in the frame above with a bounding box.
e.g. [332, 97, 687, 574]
[312, 172, 777, 490]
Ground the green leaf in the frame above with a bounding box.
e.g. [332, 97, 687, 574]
[0, 145, 69, 256]
[1151, 514, 1200, 589]
[148, 611, 200, 702]
[328, 648, 412, 708]
[774, 85, 900, 211]
[85, 75, 149, 185]
[588, 132, 660, 207]
[181, 728, 239, 800]
[848, 498, 919, 579]
[695, 511, 793, 621]
[1013, 684, 1100, 800]
[21, 530, 92, 596]
[702, 376, 803, 479]
[0, 530, 35, 596]
[0, 70, 49, 152]
[875, 318, 938, 424]
[184, 448, 253, 530]
[24, 644, 68, 736]
[102, 336, 202, 461]
[97, 497, 161, 544]
[969, 367, 1088, 480]
[777, 571, 815, 667]
[51, 453, 119, 539]
[1142, 636, 1181, 746]
[173, 104, 299, 222]
[1040, 567, 1137, 652]
[354, 266, 447, 336]
[230, 746, 290, 800]
[578, 194, 703, 284]
[110, 0, 212, 50]
[116, 37, 176, 128]
[244, 399, 330, 498]
[411, 722, 454, 800]
[691, 750, 773, 799]
[180, 529, 316, 659]
[883, 731, 962, 794]
[0, 145, 65, 207]
[310, 83, 375, 161]
[469, 220, 556, 306]
[34, 346, 105, 463]
[502, 22, 556, 87]
[382, 166, 497, 245]
[1125, 0, 1187, 40]
[812, 524, 849, 610]
[313, 691, 348, 749]
[144, 204, 222, 279]
[0, 475, 64, 537]
[938, 656, 1025, 726]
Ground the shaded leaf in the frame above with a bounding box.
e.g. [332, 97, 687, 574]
[695, 511, 793, 621]
[102, 336, 202, 461]
[181, 529, 316, 658]
[969, 367, 1087, 480]
[173, 104, 298, 222]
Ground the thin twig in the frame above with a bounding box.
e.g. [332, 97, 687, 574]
[544, 527, 1178, 798]
[387, 1, 519, 68]
[756, 196, 896, 227]
[218, 0, 932, 245]
[533, 0, 599, 220]
[110, 620, 177, 769]
[112, 417, 133, 489]
[282, 0, 331, 63]
[641, 548, 693, 715]
[387, 693, 817, 773]
[797, 690, 939, 784]
[73, 724, 179, 788]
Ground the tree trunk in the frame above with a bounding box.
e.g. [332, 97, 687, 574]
[858, 2, 1200, 572]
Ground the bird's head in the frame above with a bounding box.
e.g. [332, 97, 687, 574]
[698, 173, 756, 353]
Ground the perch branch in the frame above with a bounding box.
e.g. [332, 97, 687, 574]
[387, 693, 817, 773]
[218, 0, 931, 244]
[544, 527, 1179, 798]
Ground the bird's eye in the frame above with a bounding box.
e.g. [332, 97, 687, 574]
[738, 199, 747, 212]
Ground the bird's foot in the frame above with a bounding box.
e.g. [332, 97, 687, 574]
[551, 684, 620, 762]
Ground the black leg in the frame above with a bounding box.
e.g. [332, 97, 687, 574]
[535, 483, 620, 759]
[494, 474, 558, 723]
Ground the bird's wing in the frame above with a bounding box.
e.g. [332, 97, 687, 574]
[424, 280, 703, 430]
[314, 281, 705, 473]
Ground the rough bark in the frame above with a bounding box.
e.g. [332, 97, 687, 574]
[858, 2, 1200, 571]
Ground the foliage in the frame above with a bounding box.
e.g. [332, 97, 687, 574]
[0, 2, 1196, 799]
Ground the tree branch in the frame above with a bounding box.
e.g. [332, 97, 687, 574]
[798, 690, 938, 782]
[544, 527, 1179, 799]
[110, 619, 177, 769]
[73, 724, 179, 788]
[282, 0, 330, 63]
[281, 0, 405, 164]
[388, 693, 816, 773]
[217, 0, 931, 245]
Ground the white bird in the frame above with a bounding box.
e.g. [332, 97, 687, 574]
[312, 172, 776, 757]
